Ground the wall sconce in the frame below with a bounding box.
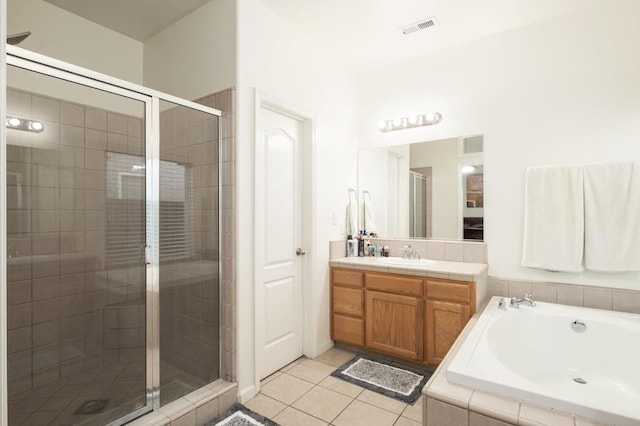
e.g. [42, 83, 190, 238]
[5, 116, 45, 133]
[377, 112, 442, 132]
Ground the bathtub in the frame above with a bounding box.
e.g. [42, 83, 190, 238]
[446, 296, 640, 426]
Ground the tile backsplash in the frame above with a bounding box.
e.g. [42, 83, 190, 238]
[330, 238, 487, 264]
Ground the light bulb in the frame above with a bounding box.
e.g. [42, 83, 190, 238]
[407, 115, 420, 126]
[8, 117, 21, 127]
[461, 165, 476, 174]
[377, 120, 388, 131]
[425, 112, 437, 123]
[392, 118, 403, 127]
[30, 121, 44, 131]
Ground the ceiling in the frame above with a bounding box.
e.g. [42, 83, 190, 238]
[259, 0, 594, 72]
[44, 0, 212, 41]
[43, 0, 594, 71]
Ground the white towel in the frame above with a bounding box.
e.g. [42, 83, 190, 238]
[522, 166, 584, 272]
[346, 190, 358, 237]
[363, 193, 377, 234]
[584, 161, 640, 272]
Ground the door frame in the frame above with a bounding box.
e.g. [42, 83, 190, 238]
[253, 89, 315, 390]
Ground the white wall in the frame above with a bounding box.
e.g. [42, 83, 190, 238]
[8, 0, 142, 83]
[358, 1, 640, 290]
[143, 0, 236, 100]
[236, 0, 359, 401]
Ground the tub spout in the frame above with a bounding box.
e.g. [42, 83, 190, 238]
[498, 297, 506, 310]
[509, 293, 536, 308]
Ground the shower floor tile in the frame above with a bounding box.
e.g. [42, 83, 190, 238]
[8, 360, 203, 425]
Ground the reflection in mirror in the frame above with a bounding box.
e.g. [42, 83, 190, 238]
[358, 136, 483, 240]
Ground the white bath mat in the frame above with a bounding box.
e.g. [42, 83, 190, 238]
[205, 403, 279, 426]
[331, 354, 431, 404]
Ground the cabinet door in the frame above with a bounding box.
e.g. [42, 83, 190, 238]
[365, 291, 423, 360]
[425, 300, 470, 365]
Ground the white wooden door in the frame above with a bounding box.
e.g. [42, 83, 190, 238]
[256, 105, 304, 379]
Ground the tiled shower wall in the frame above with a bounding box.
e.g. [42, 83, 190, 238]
[6, 87, 146, 396]
[194, 89, 236, 383]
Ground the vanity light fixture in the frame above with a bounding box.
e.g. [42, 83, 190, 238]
[5, 116, 44, 133]
[378, 112, 442, 132]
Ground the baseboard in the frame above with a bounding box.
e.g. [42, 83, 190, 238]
[237, 384, 257, 404]
[311, 340, 334, 358]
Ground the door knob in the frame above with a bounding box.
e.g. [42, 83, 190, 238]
[296, 248, 306, 256]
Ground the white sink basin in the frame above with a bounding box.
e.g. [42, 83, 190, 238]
[377, 257, 435, 266]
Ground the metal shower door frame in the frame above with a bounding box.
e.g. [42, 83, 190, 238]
[3, 46, 222, 425]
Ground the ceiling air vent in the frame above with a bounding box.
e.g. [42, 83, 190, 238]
[401, 17, 438, 35]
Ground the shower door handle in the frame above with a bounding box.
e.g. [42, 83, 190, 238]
[141, 245, 152, 265]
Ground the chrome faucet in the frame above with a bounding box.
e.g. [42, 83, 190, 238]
[509, 293, 536, 308]
[402, 245, 421, 260]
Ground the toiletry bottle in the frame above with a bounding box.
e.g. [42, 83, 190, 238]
[358, 232, 365, 257]
[364, 235, 371, 256]
[346, 235, 357, 257]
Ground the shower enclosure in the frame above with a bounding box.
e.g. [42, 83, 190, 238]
[409, 171, 428, 238]
[4, 48, 221, 424]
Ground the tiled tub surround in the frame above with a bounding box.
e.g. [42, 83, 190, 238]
[329, 238, 488, 264]
[422, 302, 624, 426]
[487, 276, 640, 314]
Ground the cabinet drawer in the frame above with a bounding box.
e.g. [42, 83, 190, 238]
[426, 279, 471, 303]
[333, 314, 364, 346]
[332, 268, 363, 288]
[365, 273, 423, 297]
[333, 287, 363, 317]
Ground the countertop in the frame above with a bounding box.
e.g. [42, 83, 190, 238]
[329, 256, 488, 283]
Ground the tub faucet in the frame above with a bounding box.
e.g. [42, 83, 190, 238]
[509, 293, 536, 308]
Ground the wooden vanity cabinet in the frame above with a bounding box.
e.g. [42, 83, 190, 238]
[330, 267, 476, 366]
[331, 269, 364, 346]
[425, 278, 475, 365]
[365, 272, 423, 360]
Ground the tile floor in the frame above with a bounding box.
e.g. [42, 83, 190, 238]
[244, 348, 424, 426]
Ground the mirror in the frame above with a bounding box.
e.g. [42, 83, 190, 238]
[358, 135, 484, 240]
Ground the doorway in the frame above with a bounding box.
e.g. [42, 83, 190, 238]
[254, 96, 311, 380]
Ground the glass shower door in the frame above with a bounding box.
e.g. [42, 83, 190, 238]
[6, 64, 150, 425]
[410, 171, 427, 238]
